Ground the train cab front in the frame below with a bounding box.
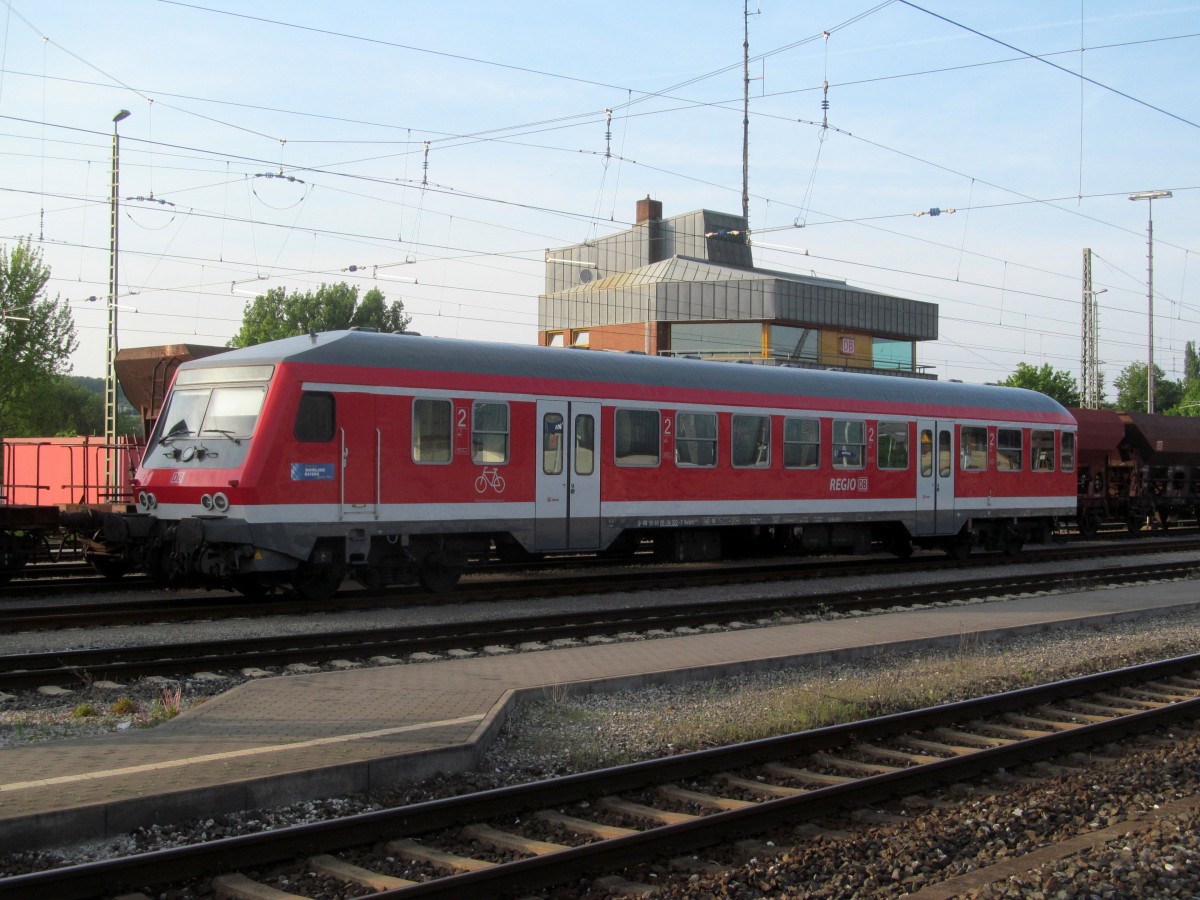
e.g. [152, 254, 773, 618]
[102, 362, 277, 593]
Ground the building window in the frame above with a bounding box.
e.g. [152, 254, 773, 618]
[675, 412, 717, 467]
[572, 330, 590, 348]
[872, 338, 914, 371]
[832, 420, 865, 469]
[1032, 430, 1055, 471]
[769, 326, 819, 363]
[615, 408, 660, 466]
[294, 392, 335, 442]
[997, 428, 1022, 471]
[877, 421, 910, 470]
[412, 398, 452, 463]
[669, 322, 763, 359]
[547, 332, 565, 347]
[471, 402, 509, 464]
[960, 426, 987, 471]
[784, 417, 820, 468]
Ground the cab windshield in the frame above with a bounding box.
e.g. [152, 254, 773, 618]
[158, 385, 267, 442]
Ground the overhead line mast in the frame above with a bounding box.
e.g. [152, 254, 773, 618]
[742, 0, 751, 223]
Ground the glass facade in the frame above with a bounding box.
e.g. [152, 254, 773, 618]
[666, 322, 914, 374]
[872, 338, 914, 370]
[669, 322, 763, 358]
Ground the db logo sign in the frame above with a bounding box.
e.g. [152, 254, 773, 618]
[840, 337, 856, 355]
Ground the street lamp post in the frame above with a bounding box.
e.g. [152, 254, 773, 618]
[105, 109, 131, 499]
[1129, 189, 1172, 414]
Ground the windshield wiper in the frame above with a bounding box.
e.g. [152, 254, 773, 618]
[158, 427, 192, 445]
[201, 428, 242, 445]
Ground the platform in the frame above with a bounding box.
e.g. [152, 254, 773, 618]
[2, 580, 1198, 851]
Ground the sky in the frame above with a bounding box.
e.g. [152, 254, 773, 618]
[0, 1, 1197, 396]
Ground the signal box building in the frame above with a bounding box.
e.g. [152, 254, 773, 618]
[539, 198, 938, 378]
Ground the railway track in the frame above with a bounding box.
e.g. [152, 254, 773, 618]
[2, 526, 1195, 604]
[4, 536, 1200, 634]
[2, 558, 1196, 692]
[4, 653, 1198, 899]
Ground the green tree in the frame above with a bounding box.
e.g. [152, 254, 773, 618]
[0, 239, 79, 437]
[998, 362, 1080, 407]
[1113, 361, 1183, 414]
[228, 282, 411, 348]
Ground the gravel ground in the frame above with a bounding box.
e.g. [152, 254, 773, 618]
[2, 555, 1200, 896]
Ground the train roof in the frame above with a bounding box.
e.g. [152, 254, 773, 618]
[188, 331, 1073, 421]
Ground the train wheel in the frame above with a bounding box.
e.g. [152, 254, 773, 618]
[418, 560, 462, 594]
[1077, 511, 1100, 538]
[1126, 515, 1144, 535]
[292, 565, 345, 602]
[887, 536, 913, 559]
[89, 556, 129, 581]
[944, 533, 972, 561]
[233, 576, 272, 597]
[1001, 529, 1024, 557]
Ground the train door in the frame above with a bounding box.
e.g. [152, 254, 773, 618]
[535, 400, 601, 551]
[338, 392, 379, 520]
[915, 420, 955, 534]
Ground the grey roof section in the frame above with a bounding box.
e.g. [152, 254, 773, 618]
[193, 331, 1068, 419]
[542, 209, 937, 342]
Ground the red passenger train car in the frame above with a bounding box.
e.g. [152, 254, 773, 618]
[100, 330, 1078, 598]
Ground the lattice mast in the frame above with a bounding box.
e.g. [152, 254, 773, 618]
[1080, 247, 1101, 409]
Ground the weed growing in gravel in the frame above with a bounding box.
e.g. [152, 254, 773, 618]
[69, 703, 99, 719]
[149, 687, 182, 722]
[108, 697, 138, 715]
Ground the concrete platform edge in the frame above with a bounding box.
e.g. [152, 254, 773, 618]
[3, 599, 1195, 852]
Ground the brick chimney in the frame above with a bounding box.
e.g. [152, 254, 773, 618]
[636, 195, 662, 225]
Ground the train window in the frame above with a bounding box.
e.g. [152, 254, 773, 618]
[784, 417, 820, 469]
[675, 412, 717, 467]
[615, 408, 660, 466]
[732, 415, 771, 468]
[200, 387, 267, 438]
[959, 426, 987, 471]
[877, 422, 909, 470]
[159, 389, 211, 440]
[575, 414, 595, 476]
[1060, 432, 1076, 473]
[996, 428, 1022, 471]
[920, 429, 933, 477]
[294, 392, 335, 442]
[412, 399, 452, 464]
[471, 402, 509, 465]
[832, 420, 865, 469]
[938, 430, 952, 478]
[1031, 430, 1055, 471]
[543, 413, 564, 475]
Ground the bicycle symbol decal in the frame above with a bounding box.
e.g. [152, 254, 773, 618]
[474, 466, 506, 494]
